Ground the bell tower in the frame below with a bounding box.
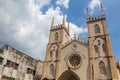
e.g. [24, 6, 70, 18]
[49, 16, 70, 44]
[87, 4, 118, 80]
[42, 16, 70, 80]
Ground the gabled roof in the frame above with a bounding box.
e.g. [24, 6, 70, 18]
[62, 38, 88, 49]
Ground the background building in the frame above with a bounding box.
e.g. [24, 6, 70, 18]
[0, 45, 43, 80]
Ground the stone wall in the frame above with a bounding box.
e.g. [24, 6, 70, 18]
[0, 45, 43, 80]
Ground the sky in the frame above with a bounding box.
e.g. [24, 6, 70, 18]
[0, 0, 120, 61]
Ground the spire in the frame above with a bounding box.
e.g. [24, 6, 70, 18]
[100, 3, 105, 16]
[51, 17, 54, 28]
[74, 33, 76, 39]
[62, 15, 65, 25]
[86, 8, 89, 18]
[68, 22, 70, 31]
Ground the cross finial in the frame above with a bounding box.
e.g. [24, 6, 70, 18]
[100, 3, 105, 16]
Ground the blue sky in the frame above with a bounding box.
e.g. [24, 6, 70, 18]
[0, 0, 120, 61]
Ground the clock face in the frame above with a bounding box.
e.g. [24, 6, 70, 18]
[67, 54, 82, 68]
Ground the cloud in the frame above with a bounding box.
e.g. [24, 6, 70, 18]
[35, 0, 50, 8]
[56, 0, 69, 9]
[69, 23, 87, 38]
[0, 0, 87, 60]
[88, 0, 101, 14]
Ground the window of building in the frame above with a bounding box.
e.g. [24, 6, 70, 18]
[0, 57, 3, 65]
[56, 50, 58, 58]
[27, 68, 35, 75]
[50, 64, 54, 76]
[55, 32, 58, 41]
[69, 54, 81, 68]
[6, 60, 19, 70]
[94, 24, 100, 34]
[102, 44, 106, 53]
[6, 60, 11, 67]
[50, 51, 53, 59]
[11, 62, 15, 68]
[99, 61, 106, 75]
[94, 45, 99, 53]
[2, 76, 15, 80]
[92, 65, 94, 78]
[14, 63, 19, 70]
[27, 68, 30, 74]
[30, 69, 33, 74]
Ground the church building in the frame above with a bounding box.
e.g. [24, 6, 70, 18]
[0, 4, 120, 80]
[41, 5, 120, 80]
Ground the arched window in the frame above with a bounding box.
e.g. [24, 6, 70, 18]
[94, 45, 99, 53]
[94, 24, 100, 34]
[50, 51, 53, 59]
[50, 64, 54, 76]
[92, 65, 94, 75]
[99, 61, 106, 75]
[55, 32, 58, 41]
[56, 50, 58, 58]
[92, 65, 94, 79]
[102, 44, 106, 53]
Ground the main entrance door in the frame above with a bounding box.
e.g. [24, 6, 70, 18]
[58, 70, 80, 80]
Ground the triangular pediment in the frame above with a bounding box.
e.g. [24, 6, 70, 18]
[62, 39, 88, 49]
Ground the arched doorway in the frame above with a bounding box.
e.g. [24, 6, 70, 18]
[42, 78, 48, 80]
[58, 70, 80, 80]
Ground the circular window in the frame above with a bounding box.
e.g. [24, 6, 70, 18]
[67, 54, 81, 68]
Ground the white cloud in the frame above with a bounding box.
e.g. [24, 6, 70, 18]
[56, 0, 69, 9]
[69, 23, 87, 38]
[35, 0, 50, 8]
[0, 0, 87, 61]
[88, 0, 101, 14]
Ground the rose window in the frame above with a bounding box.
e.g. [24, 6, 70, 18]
[68, 54, 81, 68]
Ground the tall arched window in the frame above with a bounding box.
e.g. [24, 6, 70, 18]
[99, 61, 106, 75]
[50, 51, 53, 59]
[94, 45, 99, 53]
[55, 32, 58, 41]
[92, 65, 94, 79]
[50, 64, 54, 76]
[102, 44, 106, 53]
[94, 24, 100, 34]
[56, 50, 58, 58]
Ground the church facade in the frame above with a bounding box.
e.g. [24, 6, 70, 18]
[0, 5, 120, 80]
[41, 5, 120, 80]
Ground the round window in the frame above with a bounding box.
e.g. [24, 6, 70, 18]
[68, 54, 81, 68]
